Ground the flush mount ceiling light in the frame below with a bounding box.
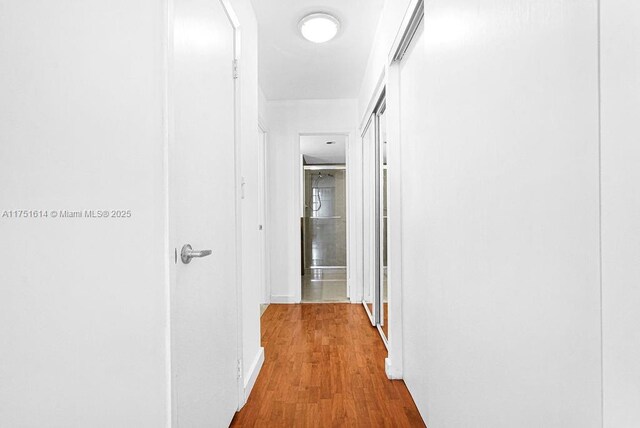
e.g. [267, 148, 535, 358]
[299, 13, 340, 43]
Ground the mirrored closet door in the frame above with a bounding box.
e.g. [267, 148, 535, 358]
[361, 115, 376, 324]
[377, 101, 388, 344]
[361, 90, 389, 345]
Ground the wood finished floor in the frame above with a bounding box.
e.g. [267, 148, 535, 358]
[231, 304, 426, 427]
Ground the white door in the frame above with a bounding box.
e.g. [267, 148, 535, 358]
[170, 0, 239, 426]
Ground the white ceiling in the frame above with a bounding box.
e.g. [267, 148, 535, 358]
[251, 0, 385, 100]
[301, 134, 347, 164]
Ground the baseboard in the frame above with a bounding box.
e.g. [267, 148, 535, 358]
[269, 294, 298, 304]
[242, 347, 264, 404]
[385, 357, 402, 380]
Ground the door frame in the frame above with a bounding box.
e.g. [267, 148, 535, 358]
[375, 99, 388, 349]
[258, 120, 270, 304]
[296, 131, 354, 303]
[360, 115, 376, 325]
[164, 0, 245, 420]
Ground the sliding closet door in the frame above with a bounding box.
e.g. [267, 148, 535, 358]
[361, 96, 388, 340]
[362, 116, 376, 324]
[377, 103, 388, 342]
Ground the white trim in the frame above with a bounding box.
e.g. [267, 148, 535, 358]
[258, 125, 270, 305]
[359, 70, 386, 133]
[388, 0, 424, 63]
[360, 114, 376, 323]
[217, 0, 245, 411]
[375, 102, 388, 346]
[293, 132, 303, 304]
[374, 101, 383, 333]
[162, 0, 174, 425]
[219, 0, 241, 47]
[377, 323, 389, 350]
[385, 63, 404, 379]
[258, 116, 268, 133]
[299, 153, 305, 217]
[298, 150, 305, 305]
[385, 357, 402, 379]
[351, 126, 364, 304]
[363, 301, 376, 326]
[240, 347, 265, 407]
[344, 135, 351, 301]
[348, 129, 363, 304]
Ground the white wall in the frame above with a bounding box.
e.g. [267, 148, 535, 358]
[259, 87, 269, 126]
[0, 1, 168, 426]
[600, 1, 640, 426]
[408, 2, 602, 425]
[359, 0, 603, 426]
[232, 0, 265, 401]
[265, 99, 359, 302]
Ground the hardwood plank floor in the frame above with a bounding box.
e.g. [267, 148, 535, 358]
[231, 304, 426, 427]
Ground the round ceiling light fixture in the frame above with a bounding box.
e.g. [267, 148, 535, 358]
[299, 13, 340, 43]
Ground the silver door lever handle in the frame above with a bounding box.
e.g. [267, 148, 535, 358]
[181, 244, 213, 264]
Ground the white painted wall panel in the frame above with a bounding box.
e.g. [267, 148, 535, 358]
[601, 1, 640, 426]
[0, 1, 168, 426]
[397, 1, 602, 426]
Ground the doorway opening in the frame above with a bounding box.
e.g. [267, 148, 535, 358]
[300, 134, 349, 303]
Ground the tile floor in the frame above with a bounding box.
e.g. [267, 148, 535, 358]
[301, 267, 348, 303]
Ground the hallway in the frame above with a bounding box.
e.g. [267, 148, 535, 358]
[2, 0, 640, 426]
[231, 305, 424, 426]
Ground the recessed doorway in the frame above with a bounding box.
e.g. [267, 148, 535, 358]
[300, 134, 349, 303]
